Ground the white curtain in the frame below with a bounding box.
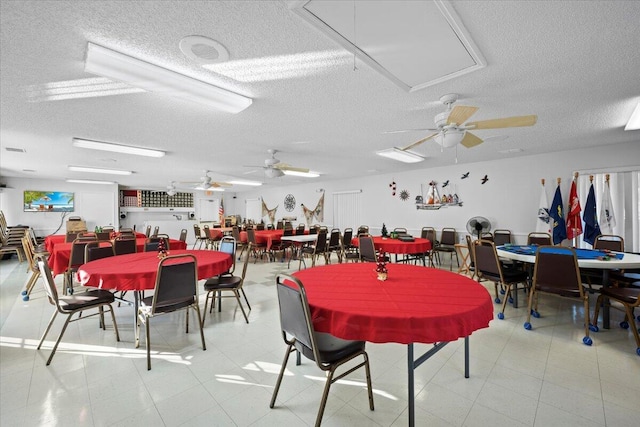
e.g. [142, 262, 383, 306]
[332, 190, 362, 231]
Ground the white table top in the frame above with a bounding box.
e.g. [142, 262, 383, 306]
[281, 234, 319, 243]
[497, 247, 640, 270]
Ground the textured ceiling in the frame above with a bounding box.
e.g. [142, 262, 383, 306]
[1, 1, 639, 192]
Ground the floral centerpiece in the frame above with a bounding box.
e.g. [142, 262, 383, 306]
[375, 252, 388, 281]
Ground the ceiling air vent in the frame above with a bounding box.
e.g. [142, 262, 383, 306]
[5, 147, 26, 153]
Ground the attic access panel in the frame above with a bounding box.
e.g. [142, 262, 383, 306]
[291, 0, 485, 92]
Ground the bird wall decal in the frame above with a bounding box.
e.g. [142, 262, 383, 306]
[442, 180, 449, 188]
[461, 172, 470, 179]
[481, 175, 489, 184]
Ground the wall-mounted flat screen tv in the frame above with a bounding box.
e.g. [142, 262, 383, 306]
[24, 191, 74, 212]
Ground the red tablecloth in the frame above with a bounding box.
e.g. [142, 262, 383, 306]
[352, 236, 432, 254]
[239, 229, 284, 251]
[45, 232, 146, 252]
[292, 263, 493, 344]
[48, 237, 187, 276]
[78, 249, 232, 291]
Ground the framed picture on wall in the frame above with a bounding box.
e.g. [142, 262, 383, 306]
[23, 191, 74, 212]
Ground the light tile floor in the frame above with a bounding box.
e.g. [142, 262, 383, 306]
[1, 254, 638, 426]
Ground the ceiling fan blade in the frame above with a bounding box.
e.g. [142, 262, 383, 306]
[467, 115, 537, 130]
[275, 164, 309, 173]
[384, 128, 438, 134]
[460, 132, 483, 148]
[400, 132, 439, 151]
[447, 106, 478, 125]
[210, 182, 232, 188]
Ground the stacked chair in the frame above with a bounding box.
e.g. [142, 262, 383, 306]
[0, 211, 27, 262]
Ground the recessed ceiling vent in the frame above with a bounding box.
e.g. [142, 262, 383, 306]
[179, 36, 230, 64]
[5, 147, 26, 153]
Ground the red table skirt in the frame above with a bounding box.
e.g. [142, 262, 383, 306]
[292, 263, 493, 344]
[353, 236, 432, 254]
[239, 229, 284, 251]
[48, 237, 187, 276]
[78, 250, 232, 291]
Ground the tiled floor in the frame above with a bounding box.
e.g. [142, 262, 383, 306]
[1, 254, 638, 426]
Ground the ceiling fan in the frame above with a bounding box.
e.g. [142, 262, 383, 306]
[178, 170, 232, 191]
[245, 149, 310, 178]
[397, 93, 537, 152]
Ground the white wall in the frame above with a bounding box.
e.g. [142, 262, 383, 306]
[0, 177, 118, 237]
[238, 142, 639, 245]
[2, 142, 637, 242]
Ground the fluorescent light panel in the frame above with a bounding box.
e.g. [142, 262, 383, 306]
[283, 170, 320, 178]
[376, 147, 425, 163]
[66, 179, 116, 185]
[228, 180, 262, 186]
[625, 102, 640, 131]
[84, 42, 252, 113]
[73, 138, 165, 158]
[68, 165, 132, 175]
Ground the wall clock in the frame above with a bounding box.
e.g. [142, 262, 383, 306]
[284, 194, 296, 212]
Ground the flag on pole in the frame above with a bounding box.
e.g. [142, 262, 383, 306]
[536, 183, 550, 233]
[549, 184, 567, 244]
[218, 197, 224, 223]
[582, 182, 600, 245]
[599, 178, 616, 234]
[566, 179, 583, 239]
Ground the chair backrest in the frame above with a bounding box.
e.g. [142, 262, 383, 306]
[151, 254, 198, 315]
[218, 236, 236, 274]
[69, 239, 92, 269]
[480, 232, 493, 241]
[359, 235, 377, 262]
[314, 231, 328, 252]
[232, 226, 241, 241]
[114, 237, 137, 255]
[256, 223, 265, 231]
[532, 246, 583, 297]
[275, 274, 317, 360]
[440, 228, 457, 245]
[357, 225, 369, 236]
[101, 226, 115, 233]
[473, 240, 502, 281]
[421, 227, 436, 243]
[527, 232, 552, 245]
[194, 224, 202, 239]
[76, 232, 98, 241]
[493, 229, 512, 246]
[328, 229, 341, 247]
[37, 259, 61, 309]
[247, 228, 257, 244]
[179, 228, 188, 243]
[276, 220, 284, 230]
[65, 231, 79, 243]
[22, 236, 38, 273]
[144, 235, 169, 252]
[267, 223, 274, 230]
[309, 226, 318, 235]
[283, 227, 294, 236]
[296, 224, 306, 235]
[152, 226, 160, 237]
[145, 225, 151, 237]
[202, 225, 212, 239]
[343, 228, 353, 246]
[594, 235, 624, 251]
[96, 231, 111, 241]
[85, 241, 115, 262]
[393, 227, 408, 235]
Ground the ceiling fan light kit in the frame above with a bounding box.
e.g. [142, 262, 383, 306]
[84, 42, 252, 113]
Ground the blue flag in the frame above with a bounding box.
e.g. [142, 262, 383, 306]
[582, 183, 601, 245]
[549, 185, 567, 244]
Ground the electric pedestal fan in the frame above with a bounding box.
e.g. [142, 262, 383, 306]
[466, 216, 491, 240]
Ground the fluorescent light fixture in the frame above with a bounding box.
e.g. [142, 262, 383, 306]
[376, 147, 425, 163]
[68, 165, 132, 175]
[84, 42, 252, 113]
[66, 179, 116, 185]
[283, 170, 320, 178]
[73, 138, 165, 158]
[228, 180, 262, 186]
[624, 102, 640, 131]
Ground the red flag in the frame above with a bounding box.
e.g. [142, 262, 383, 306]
[566, 180, 583, 239]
